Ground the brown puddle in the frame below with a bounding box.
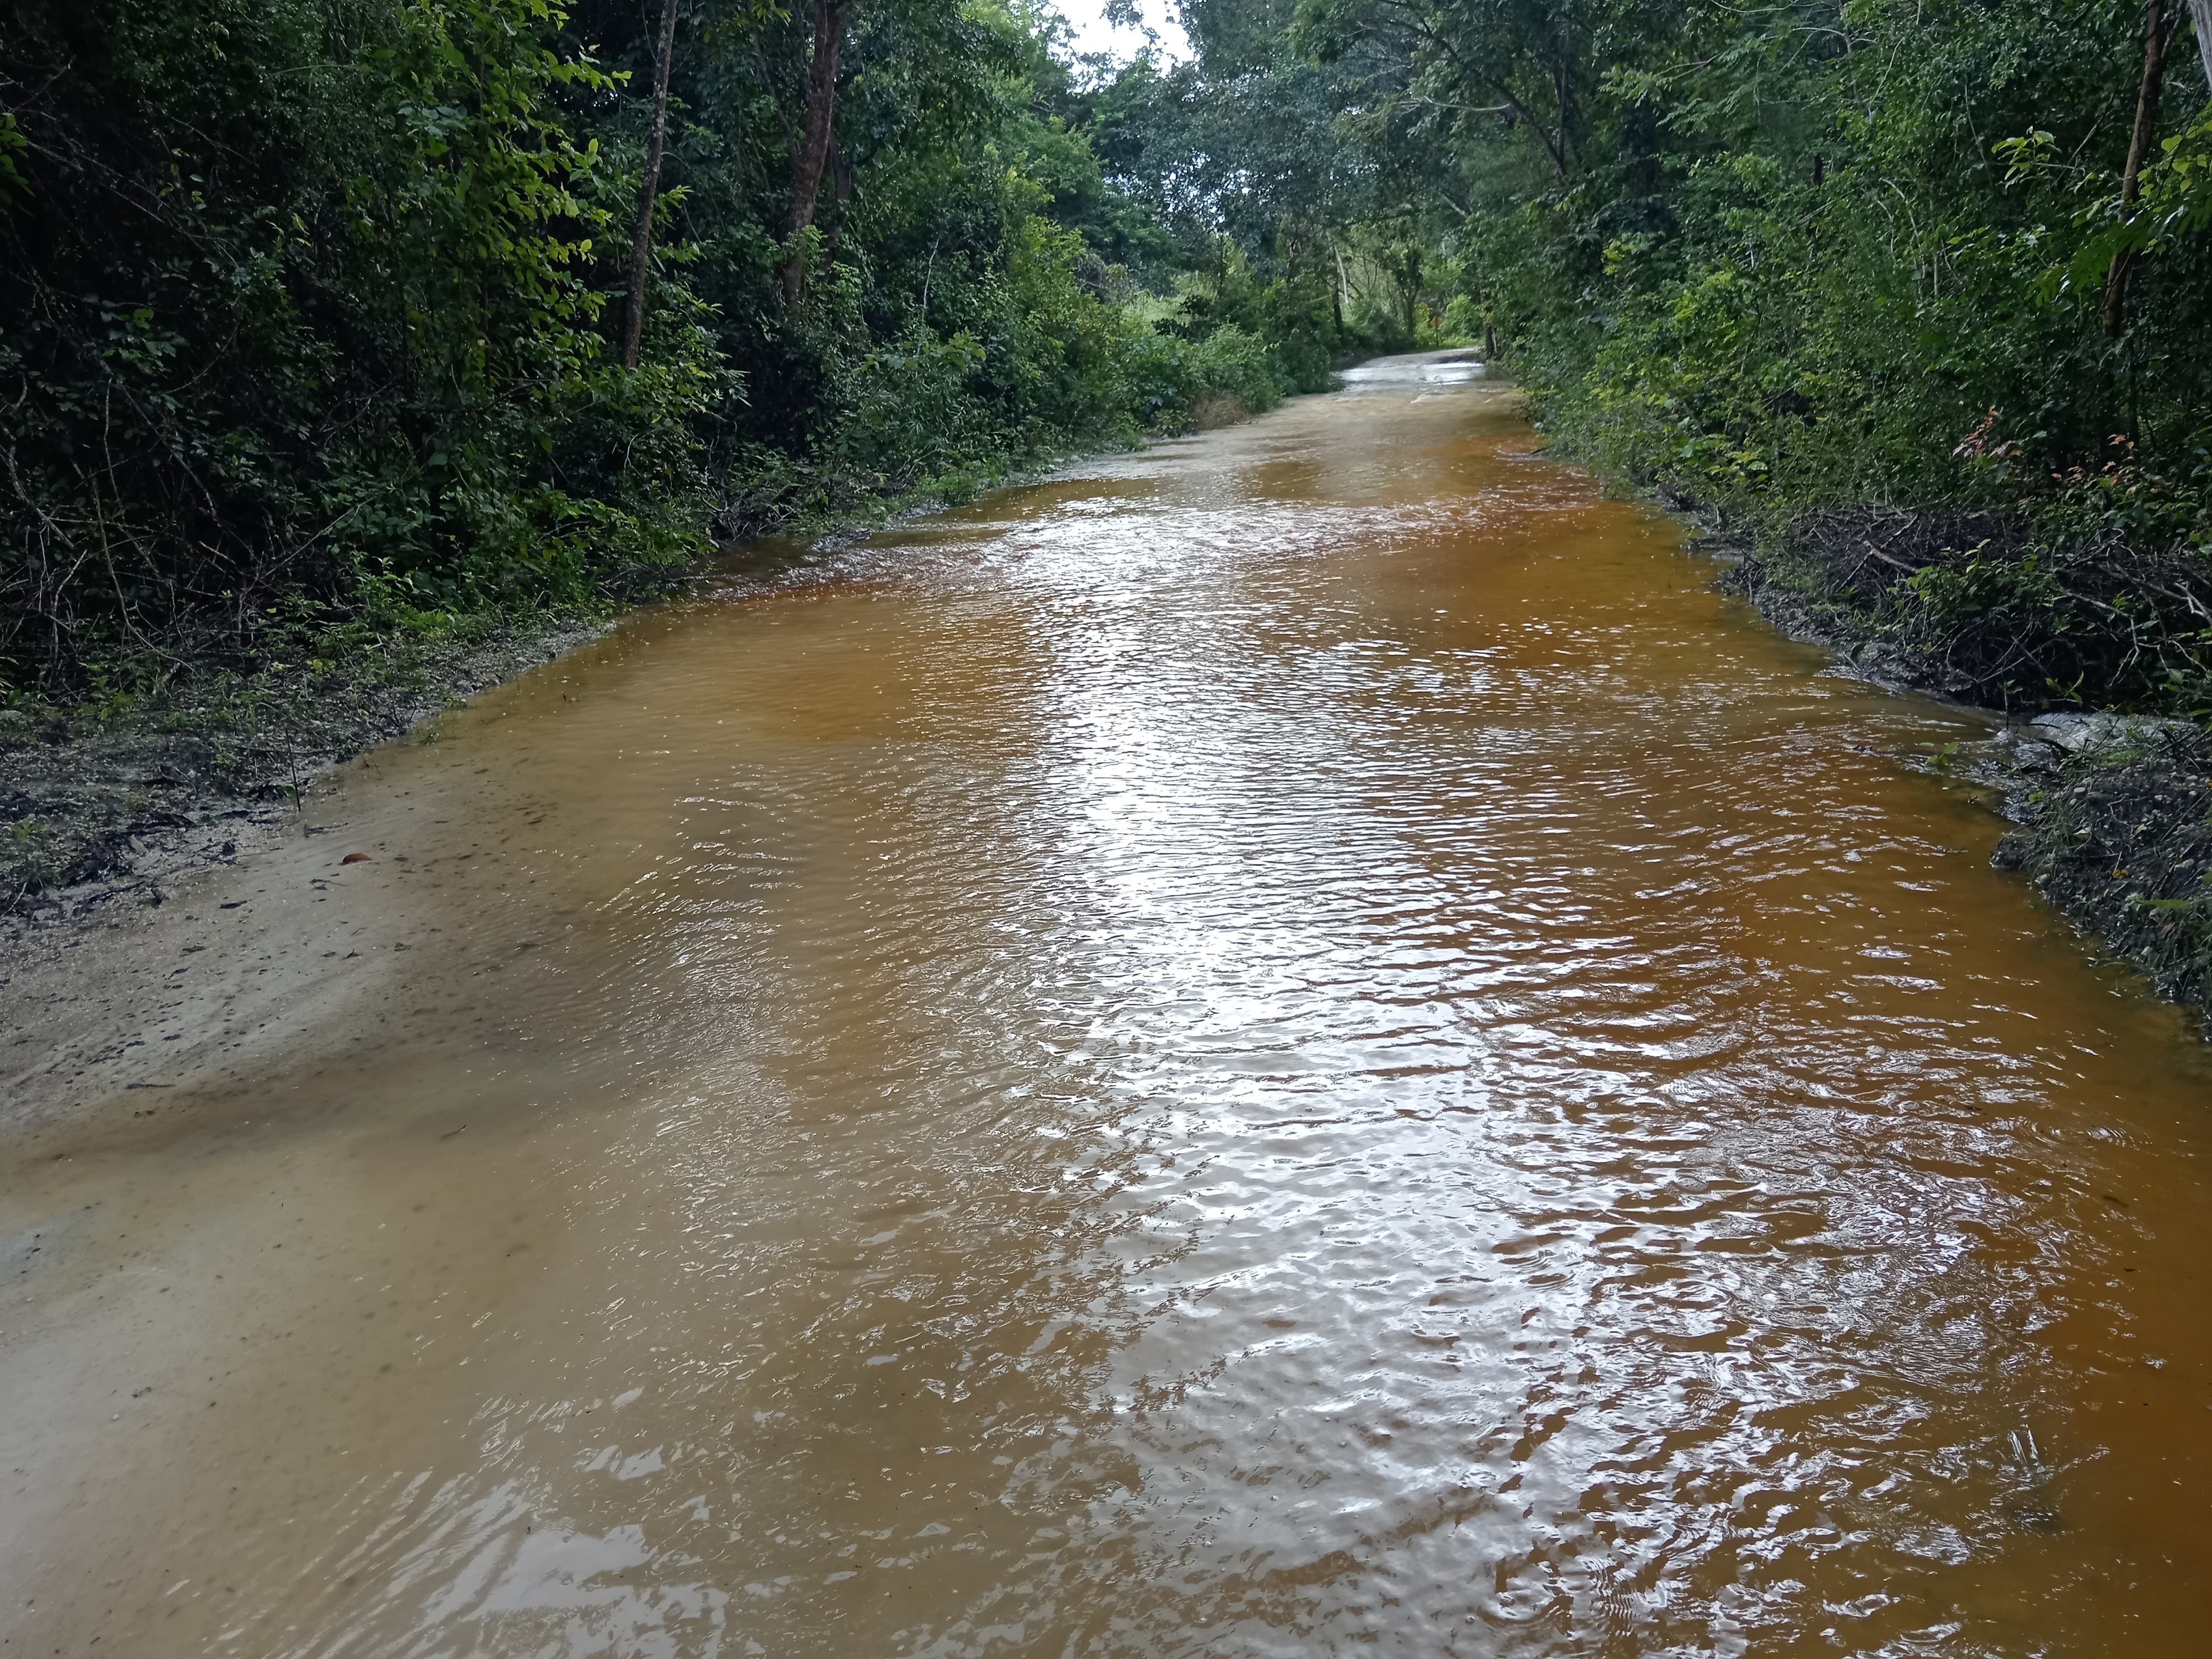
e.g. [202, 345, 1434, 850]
[3, 355, 2210, 1657]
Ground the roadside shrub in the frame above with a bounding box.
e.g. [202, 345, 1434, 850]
[1186, 324, 1281, 417]
[0, 0, 715, 698]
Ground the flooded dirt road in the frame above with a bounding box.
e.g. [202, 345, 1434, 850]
[4, 357, 2210, 1657]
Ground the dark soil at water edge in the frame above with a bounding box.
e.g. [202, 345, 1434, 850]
[1985, 717, 2212, 1019]
[0, 614, 608, 950]
[1677, 500, 2212, 1032]
[13, 370, 2212, 1044]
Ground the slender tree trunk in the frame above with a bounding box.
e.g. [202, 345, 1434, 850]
[822, 132, 853, 268]
[781, 0, 849, 309]
[2105, 0, 2171, 338]
[2191, 0, 2212, 93]
[1333, 243, 1348, 332]
[621, 0, 682, 371]
[1551, 61, 1576, 170]
[1492, 80, 1568, 183]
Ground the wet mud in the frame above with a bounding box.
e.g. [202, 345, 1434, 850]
[4, 356, 2210, 1657]
[0, 615, 612, 945]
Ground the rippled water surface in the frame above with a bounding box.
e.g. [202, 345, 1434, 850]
[5, 361, 2211, 1657]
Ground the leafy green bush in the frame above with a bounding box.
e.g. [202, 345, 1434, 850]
[0, 0, 720, 698]
[1186, 324, 1283, 417]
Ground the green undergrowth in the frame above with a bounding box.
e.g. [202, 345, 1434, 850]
[1692, 500, 2212, 719]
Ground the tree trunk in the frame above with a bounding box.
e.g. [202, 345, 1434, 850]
[2191, 0, 2212, 94]
[1551, 61, 1575, 171]
[781, 0, 849, 309]
[1491, 80, 1568, 183]
[620, 0, 682, 371]
[2105, 0, 2171, 338]
[822, 132, 854, 269]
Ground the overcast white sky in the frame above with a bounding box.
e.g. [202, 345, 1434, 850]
[1053, 0, 1191, 64]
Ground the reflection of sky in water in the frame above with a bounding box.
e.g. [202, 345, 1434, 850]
[1338, 356, 1486, 389]
[382, 1484, 727, 1657]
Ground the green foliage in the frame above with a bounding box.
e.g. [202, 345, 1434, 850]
[17, 0, 2212, 726]
[1186, 324, 1283, 415]
[1484, 2, 2212, 530]
[0, 0, 719, 696]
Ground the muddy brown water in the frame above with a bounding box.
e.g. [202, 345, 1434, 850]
[4, 357, 2211, 1658]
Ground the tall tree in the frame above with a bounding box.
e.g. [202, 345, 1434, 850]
[2106, 0, 2175, 336]
[781, 0, 850, 305]
[621, 0, 684, 368]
